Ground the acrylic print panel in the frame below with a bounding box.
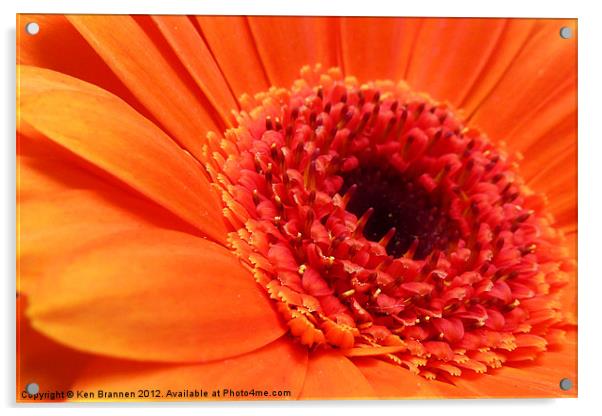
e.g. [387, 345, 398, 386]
[16, 15, 577, 402]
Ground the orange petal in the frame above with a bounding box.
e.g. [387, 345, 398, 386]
[354, 357, 444, 398]
[17, 132, 192, 243]
[18, 183, 194, 291]
[469, 19, 577, 141]
[23, 228, 286, 363]
[195, 16, 270, 99]
[67, 15, 221, 158]
[340, 17, 421, 82]
[18, 133, 197, 287]
[299, 350, 375, 399]
[18, 65, 228, 244]
[152, 15, 238, 125]
[17, 296, 95, 402]
[407, 18, 508, 106]
[504, 78, 576, 153]
[18, 131, 114, 200]
[17, 131, 200, 231]
[70, 337, 307, 401]
[248, 16, 340, 87]
[459, 19, 537, 112]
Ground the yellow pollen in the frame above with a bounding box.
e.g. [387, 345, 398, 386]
[298, 264, 307, 275]
[323, 255, 335, 266]
[341, 289, 356, 298]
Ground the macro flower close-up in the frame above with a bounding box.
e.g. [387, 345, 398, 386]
[16, 15, 577, 400]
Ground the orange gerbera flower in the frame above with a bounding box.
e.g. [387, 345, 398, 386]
[17, 15, 577, 401]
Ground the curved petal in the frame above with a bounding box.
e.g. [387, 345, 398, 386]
[23, 228, 286, 363]
[152, 15, 238, 125]
[195, 16, 270, 100]
[17, 131, 205, 229]
[18, 132, 198, 288]
[71, 337, 307, 401]
[469, 19, 577, 140]
[299, 350, 375, 399]
[407, 18, 508, 106]
[67, 15, 221, 158]
[18, 131, 116, 200]
[18, 65, 228, 244]
[340, 17, 421, 82]
[248, 16, 340, 87]
[18, 180, 197, 290]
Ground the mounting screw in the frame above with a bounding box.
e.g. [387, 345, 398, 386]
[559, 378, 573, 391]
[559, 26, 572, 39]
[25, 382, 39, 395]
[25, 22, 40, 36]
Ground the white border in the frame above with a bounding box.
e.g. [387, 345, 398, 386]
[3, 1, 602, 415]
[7, 0, 585, 17]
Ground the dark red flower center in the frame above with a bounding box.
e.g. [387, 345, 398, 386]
[342, 164, 460, 259]
[203, 65, 573, 380]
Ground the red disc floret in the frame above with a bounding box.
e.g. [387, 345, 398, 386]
[202, 65, 573, 380]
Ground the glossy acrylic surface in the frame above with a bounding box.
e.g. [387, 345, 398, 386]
[17, 15, 577, 402]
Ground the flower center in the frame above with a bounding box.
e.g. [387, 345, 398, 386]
[342, 165, 460, 259]
[204, 65, 573, 381]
